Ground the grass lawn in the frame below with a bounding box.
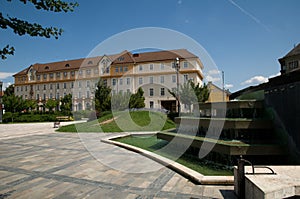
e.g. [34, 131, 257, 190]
[57, 111, 175, 132]
[114, 135, 233, 176]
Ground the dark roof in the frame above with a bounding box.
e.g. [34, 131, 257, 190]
[280, 43, 300, 59]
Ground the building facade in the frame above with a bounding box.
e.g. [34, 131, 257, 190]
[13, 49, 204, 112]
[279, 43, 300, 75]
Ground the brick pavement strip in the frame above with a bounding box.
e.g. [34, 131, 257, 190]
[0, 123, 236, 198]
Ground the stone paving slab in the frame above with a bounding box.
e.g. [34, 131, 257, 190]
[0, 122, 236, 198]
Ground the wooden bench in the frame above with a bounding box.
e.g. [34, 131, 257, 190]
[53, 116, 70, 128]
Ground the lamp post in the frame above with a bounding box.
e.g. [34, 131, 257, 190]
[0, 81, 3, 123]
[175, 57, 181, 115]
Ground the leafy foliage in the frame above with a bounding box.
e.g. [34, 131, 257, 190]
[168, 80, 210, 112]
[3, 94, 26, 113]
[4, 84, 14, 96]
[60, 94, 72, 115]
[129, 87, 145, 109]
[95, 79, 111, 114]
[45, 99, 58, 112]
[0, 0, 78, 59]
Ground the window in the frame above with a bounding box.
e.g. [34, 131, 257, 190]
[160, 63, 164, 70]
[161, 88, 165, 96]
[37, 85, 39, 90]
[50, 73, 54, 78]
[43, 84, 46, 90]
[126, 78, 130, 85]
[160, 76, 164, 83]
[63, 83, 67, 89]
[86, 69, 91, 75]
[149, 88, 154, 96]
[149, 76, 153, 84]
[43, 94, 46, 100]
[150, 101, 154, 109]
[172, 62, 175, 68]
[78, 81, 82, 88]
[65, 64, 70, 67]
[21, 86, 23, 91]
[57, 83, 60, 89]
[119, 78, 123, 85]
[88, 61, 93, 65]
[56, 72, 60, 78]
[172, 75, 176, 83]
[37, 75, 40, 80]
[112, 79, 116, 86]
[119, 66, 123, 73]
[49, 93, 53, 99]
[184, 74, 188, 82]
[139, 77, 143, 85]
[16, 87, 19, 92]
[25, 86, 27, 91]
[115, 66, 119, 73]
[127, 89, 130, 93]
[56, 93, 60, 99]
[87, 91, 90, 98]
[50, 84, 53, 90]
[43, 74, 47, 79]
[124, 66, 128, 72]
[150, 64, 153, 70]
[78, 92, 82, 98]
[71, 71, 75, 76]
[86, 81, 90, 87]
[184, 61, 188, 68]
[45, 66, 49, 70]
[139, 65, 143, 71]
[103, 79, 107, 86]
[63, 93, 66, 97]
[79, 70, 83, 76]
[64, 72, 68, 77]
[71, 82, 74, 88]
[36, 94, 39, 100]
[94, 68, 98, 74]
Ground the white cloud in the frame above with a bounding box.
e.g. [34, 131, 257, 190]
[225, 84, 233, 89]
[0, 72, 15, 79]
[3, 82, 12, 90]
[206, 75, 221, 82]
[177, 0, 182, 5]
[207, 69, 221, 75]
[241, 75, 268, 85]
[269, 72, 281, 79]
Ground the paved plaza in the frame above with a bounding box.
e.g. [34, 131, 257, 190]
[0, 122, 236, 198]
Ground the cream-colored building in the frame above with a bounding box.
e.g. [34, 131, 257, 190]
[13, 49, 204, 112]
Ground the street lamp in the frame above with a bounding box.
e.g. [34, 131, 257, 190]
[175, 57, 181, 115]
[0, 81, 3, 123]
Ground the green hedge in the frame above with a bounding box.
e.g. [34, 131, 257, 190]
[2, 112, 70, 123]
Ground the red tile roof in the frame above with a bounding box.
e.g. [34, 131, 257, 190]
[14, 49, 199, 76]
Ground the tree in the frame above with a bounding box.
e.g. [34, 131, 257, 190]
[190, 82, 210, 103]
[168, 81, 210, 113]
[129, 87, 145, 109]
[111, 91, 131, 111]
[25, 99, 37, 111]
[4, 84, 14, 96]
[3, 94, 26, 113]
[95, 79, 111, 114]
[60, 94, 72, 115]
[0, 0, 79, 59]
[45, 99, 58, 112]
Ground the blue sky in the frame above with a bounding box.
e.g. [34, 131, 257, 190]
[0, 0, 299, 92]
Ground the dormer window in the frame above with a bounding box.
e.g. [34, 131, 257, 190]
[88, 61, 93, 65]
[65, 64, 70, 67]
[118, 57, 124, 61]
[45, 66, 49, 70]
